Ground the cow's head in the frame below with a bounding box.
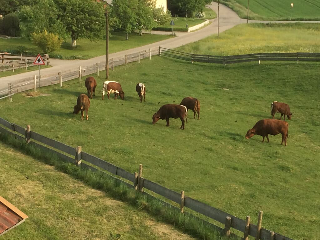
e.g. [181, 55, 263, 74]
[288, 113, 292, 120]
[152, 112, 160, 124]
[119, 91, 125, 100]
[73, 105, 80, 114]
[245, 128, 255, 139]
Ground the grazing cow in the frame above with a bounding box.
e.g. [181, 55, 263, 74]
[152, 104, 188, 130]
[180, 97, 200, 120]
[136, 83, 146, 102]
[85, 77, 97, 99]
[271, 101, 292, 120]
[102, 81, 124, 100]
[73, 94, 90, 120]
[245, 119, 289, 146]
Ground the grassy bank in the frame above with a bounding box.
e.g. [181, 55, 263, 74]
[1, 134, 227, 240]
[214, 0, 320, 20]
[177, 23, 320, 55]
[0, 32, 172, 60]
[0, 56, 319, 239]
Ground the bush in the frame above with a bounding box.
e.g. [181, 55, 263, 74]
[31, 30, 62, 53]
[2, 13, 20, 37]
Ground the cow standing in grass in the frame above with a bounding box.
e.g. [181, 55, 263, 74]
[271, 101, 292, 120]
[180, 97, 200, 120]
[85, 77, 97, 99]
[102, 81, 124, 100]
[136, 83, 146, 102]
[245, 119, 289, 146]
[73, 94, 90, 120]
[152, 104, 188, 130]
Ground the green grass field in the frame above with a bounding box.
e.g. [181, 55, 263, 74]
[0, 32, 172, 60]
[0, 140, 196, 240]
[177, 23, 320, 55]
[215, 0, 320, 20]
[0, 56, 319, 239]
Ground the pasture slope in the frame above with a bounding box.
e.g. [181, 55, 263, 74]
[0, 56, 319, 239]
[215, 0, 320, 20]
[0, 140, 196, 240]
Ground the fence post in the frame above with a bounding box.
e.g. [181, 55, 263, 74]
[58, 72, 62, 87]
[8, 83, 12, 102]
[125, 55, 127, 65]
[244, 216, 250, 240]
[25, 61, 28, 70]
[79, 66, 82, 81]
[12, 64, 15, 72]
[138, 164, 143, 192]
[180, 191, 185, 213]
[224, 216, 232, 237]
[75, 146, 82, 166]
[149, 48, 152, 60]
[34, 75, 37, 92]
[159, 46, 161, 56]
[256, 211, 263, 240]
[270, 231, 275, 240]
[25, 125, 31, 143]
[134, 172, 138, 190]
[96, 63, 100, 76]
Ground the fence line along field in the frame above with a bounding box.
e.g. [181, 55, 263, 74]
[0, 141, 196, 240]
[0, 56, 319, 239]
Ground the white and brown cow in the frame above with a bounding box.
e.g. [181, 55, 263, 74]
[102, 81, 124, 100]
[136, 83, 146, 102]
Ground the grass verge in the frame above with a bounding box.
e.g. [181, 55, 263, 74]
[0, 131, 230, 240]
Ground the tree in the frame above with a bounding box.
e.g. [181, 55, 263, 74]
[2, 13, 20, 37]
[0, 0, 33, 16]
[32, 30, 63, 53]
[168, 0, 211, 17]
[19, 0, 66, 39]
[55, 0, 105, 47]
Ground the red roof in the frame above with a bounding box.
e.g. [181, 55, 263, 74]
[0, 196, 28, 236]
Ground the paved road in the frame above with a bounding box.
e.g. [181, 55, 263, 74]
[1, 2, 319, 89]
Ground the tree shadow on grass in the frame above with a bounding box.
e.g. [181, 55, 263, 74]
[235, 111, 268, 119]
[52, 88, 83, 98]
[35, 108, 74, 118]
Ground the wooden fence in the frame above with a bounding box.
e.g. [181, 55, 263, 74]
[160, 47, 320, 65]
[0, 53, 50, 73]
[0, 117, 293, 240]
[0, 48, 158, 100]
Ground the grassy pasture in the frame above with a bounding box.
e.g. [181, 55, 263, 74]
[215, 0, 320, 20]
[0, 140, 196, 240]
[177, 23, 320, 55]
[0, 56, 319, 239]
[0, 32, 172, 60]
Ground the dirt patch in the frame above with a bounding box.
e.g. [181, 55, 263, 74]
[24, 92, 51, 97]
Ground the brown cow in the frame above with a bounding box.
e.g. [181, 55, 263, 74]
[152, 104, 187, 130]
[245, 119, 289, 146]
[136, 83, 146, 102]
[73, 94, 90, 120]
[180, 97, 200, 120]
[271, 101, 292, 120]
[102, 81, 124, 100]
[85, 77, 97, 99]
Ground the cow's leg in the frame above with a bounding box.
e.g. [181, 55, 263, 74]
[107, 92, 110, 99]
[93, 87, 96, 96]
[86, 109, 89, 120]
[280, 114, 283, 120]
[262, 136, 265, 142]
[266, 135, 269, 142]
[143, 92, 145, 102]
[197, 110, 200, 120]
[166, 118, 169, 126]
[284, 114, 286, 121]
[194, 110, 196, 119]
[81, 110, 84, 120]
[180, 118, 185, 130]
[114, 93, 118, 100]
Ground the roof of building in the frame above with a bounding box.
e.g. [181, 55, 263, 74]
[0, 196, 28, 236]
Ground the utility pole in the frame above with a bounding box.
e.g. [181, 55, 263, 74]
[105, 5, 109, 79]
[247, 0, 250, 24]
[218, 0, 220, 37]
